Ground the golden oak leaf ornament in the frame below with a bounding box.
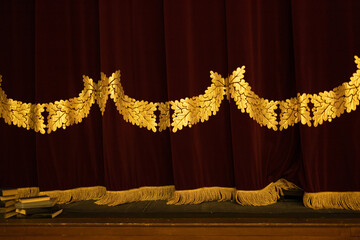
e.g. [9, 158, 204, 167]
[0, 56, 359, 133]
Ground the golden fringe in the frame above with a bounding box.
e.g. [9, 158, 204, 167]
[95, 186, 175, 206]
[303, 192, 360, 210]
[40, 186, 106, 204]
[166, 187, 236, 205]
[17, 187, 40, 198]
[235, 179, 300, 206]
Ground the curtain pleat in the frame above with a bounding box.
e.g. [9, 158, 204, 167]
[226, 0, 303, 193]
[0, 0, 360, 209]
[0, 0, 37, 188]
[163, 0, 234, 192]
[33, 0, 103, 191]
[98, 0, 173, 191]
[291, 0, 360, 193]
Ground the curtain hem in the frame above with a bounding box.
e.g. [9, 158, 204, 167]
[166, 187, 236, 205]
[235, 179, 300, 206]
[303, 192, 360, 210]
[20, 181, 360, 211]
[40, 186, 107, 204]
[95, 186, 175, 206]
[17, 187, 40, 198]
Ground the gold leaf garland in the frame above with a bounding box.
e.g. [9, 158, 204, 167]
[170, 71, 226, 132]
[96, 72, 111, 115]
[279, 93, 312, 130]
[227, 67, 279, 130]
[46, 75, 96, 133]
[311, 57, 360, 126]
[0, 56, 359, 133]
[158, 101, 171, 132]
[107, 71, 158, 132]
[0, 76, 46, 133]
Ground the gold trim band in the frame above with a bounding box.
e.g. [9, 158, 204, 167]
[40, 186, 107, 204]
[95, 186, 175, 206]
[167, 187, 236, 205]
[304, 191, 360, 210]
[16, 185, 360, 210]
[16, 181, 299, 206]
[236, 179, 300, 206]
[0, 56, 359, 133]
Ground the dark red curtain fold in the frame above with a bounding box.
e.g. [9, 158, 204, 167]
[163, 0, 234, 190]
[99, 0, 173, 190]
[0, 0, 37, 188]
[33, 0, 104, 190]
[0, 0, 359, 197]
[291, 0, 360, 192]
[226, 0, 303, 190]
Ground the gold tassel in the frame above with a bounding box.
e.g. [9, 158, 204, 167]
[166, 187, 236, 205]
[95, 186, 175, 206]
[17, 187, 40, 198]
[40, 186, 106, 204]
[304, 192, 360, 210]
[235, 179, 300, 206]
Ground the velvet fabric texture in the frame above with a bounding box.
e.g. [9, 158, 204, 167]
[0, 0, 360, 199]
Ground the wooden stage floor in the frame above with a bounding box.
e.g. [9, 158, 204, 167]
[1, 197, 360, 239]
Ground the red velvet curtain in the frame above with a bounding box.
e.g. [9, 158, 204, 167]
[292, 0, 360, 193]
[226, 0, 303, 191]
[1, 0, 360, 202]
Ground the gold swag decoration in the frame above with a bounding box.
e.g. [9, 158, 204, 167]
[0, 56, 359, 133]
[0, 76, 46, 133]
